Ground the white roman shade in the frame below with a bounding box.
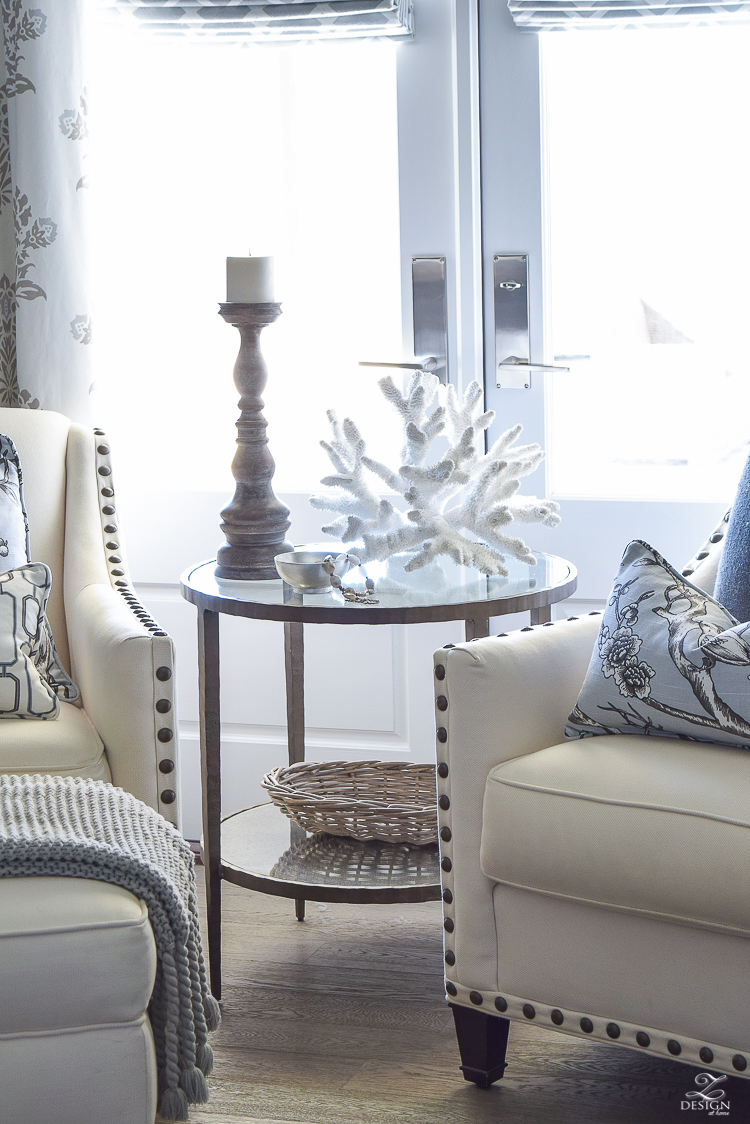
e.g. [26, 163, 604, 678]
[508, 0, 750, 31]
[99, 0, 413, 42]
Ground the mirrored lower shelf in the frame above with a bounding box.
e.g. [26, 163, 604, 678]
[217, 801, 441, 904]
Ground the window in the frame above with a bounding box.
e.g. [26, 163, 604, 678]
[545, 27, 750, 502]
[88, 19, 403, 493]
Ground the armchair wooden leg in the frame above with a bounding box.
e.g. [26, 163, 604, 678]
[450, 1003, 510, 1087]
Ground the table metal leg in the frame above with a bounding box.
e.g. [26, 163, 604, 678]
[530, 605, 551, 625]
[465, 617, 490, 642]
[284, 621, 307, 921]
[198, 607, 222, 1000]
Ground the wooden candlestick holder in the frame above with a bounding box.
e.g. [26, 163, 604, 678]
[216, 302, 293, 580]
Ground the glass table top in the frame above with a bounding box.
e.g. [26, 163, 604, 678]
[182, 549, 576, 625]
[220, 802, 440, 902]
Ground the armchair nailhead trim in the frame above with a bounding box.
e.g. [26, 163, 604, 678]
[435, 655, 455, 995]
[93, 427, 178, 825]
[521, 626, 533, 632]
[567, 616, 578, 621]
[710, 532, 724, 543]
[451, 984, 749, 1075]
[543, 621, 554, 627]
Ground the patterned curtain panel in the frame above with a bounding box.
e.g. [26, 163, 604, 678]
[508, 0, 750, 31]
[99, 0, 414, 42]
[0, 1, 92, 418]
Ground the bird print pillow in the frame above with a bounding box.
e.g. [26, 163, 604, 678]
[0, 433, 30, 569]
[565, 540, 750, 748]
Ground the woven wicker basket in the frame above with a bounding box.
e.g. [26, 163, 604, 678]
[262, 760, 438, 845]
[270, 832, 439, 886]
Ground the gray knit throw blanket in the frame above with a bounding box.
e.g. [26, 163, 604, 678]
[0, 774, 221, 1122]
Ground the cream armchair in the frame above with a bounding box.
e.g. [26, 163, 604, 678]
[0, 408, 177, 1124]
[433, 519, 750, 1087]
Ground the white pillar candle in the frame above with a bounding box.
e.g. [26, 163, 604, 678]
[226, 255, 275, 303]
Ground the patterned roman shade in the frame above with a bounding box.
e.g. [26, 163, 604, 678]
[99, 0, 413, 42]
[508, 0, 750, 31]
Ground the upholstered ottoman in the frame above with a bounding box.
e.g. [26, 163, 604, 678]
[0, 876, 158, 1124]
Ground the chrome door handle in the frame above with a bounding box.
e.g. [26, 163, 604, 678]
[359, 356, 439, 373]
[497, 356, 570, 374]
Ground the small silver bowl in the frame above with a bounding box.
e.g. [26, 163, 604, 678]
[274, 550, 353, 594]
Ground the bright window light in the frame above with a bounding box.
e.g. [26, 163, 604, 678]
[87, 17, 402, 493]
[545, 28, 750, 501]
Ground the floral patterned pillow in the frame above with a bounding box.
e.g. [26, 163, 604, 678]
[565, 540, 750, 748]
[0, 433, 78, 704]
[0, 433, 30, 569]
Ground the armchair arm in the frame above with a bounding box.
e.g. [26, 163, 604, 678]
[63, 425, 179, 825]
[434, 615, 599, 992]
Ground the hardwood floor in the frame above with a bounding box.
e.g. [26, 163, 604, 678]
[188, 871, 750, 1124]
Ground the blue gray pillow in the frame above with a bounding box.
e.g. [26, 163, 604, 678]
[566, 540, 750, 748]
[715, 450, 750, 622]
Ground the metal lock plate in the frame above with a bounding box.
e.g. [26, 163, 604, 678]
[494, 254, 530, 389]
[412, 257, 448, 384]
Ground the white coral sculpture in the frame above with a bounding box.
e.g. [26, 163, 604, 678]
[310, 373, 561, 577]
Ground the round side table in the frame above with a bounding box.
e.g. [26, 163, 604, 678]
[181, 552, 577, 998]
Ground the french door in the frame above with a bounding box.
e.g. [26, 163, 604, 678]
[478, 2, 733, 603]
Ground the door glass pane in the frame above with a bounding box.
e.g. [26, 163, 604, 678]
[88, 18, 402, 492]
[544, 29, 750, 501]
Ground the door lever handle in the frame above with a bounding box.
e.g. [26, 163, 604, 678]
[359, 356, 439, 373]
[497, 356, 570, 374]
